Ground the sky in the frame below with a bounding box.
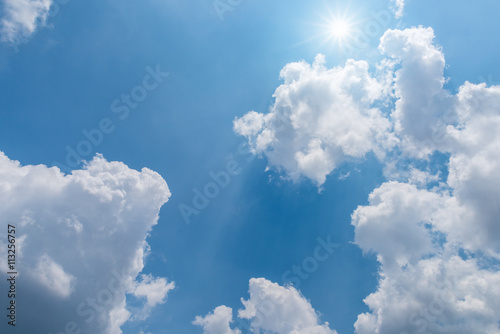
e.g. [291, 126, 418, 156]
[0, 0, 500, 333]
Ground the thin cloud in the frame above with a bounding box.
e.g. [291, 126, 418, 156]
[0, 0, 52, 44]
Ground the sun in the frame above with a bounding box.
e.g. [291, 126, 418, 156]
[297, 7, 357, 51]
[329, 19, 351, 39]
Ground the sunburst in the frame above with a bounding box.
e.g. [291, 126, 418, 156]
[329, 19, 352, 40]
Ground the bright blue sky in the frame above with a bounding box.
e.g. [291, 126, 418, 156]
[1, 1, 500, 334]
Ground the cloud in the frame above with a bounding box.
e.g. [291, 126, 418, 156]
[33, 253, 76, 298]
[350, 26, 500, 333]
[234, 25, 500, 333]
[239, 278, 337, 334]
[0, 152, 172, 334]
[379, 27, 500, 257]
[234, 54, 396, 186]
[0, 0, 52, 44]
[131, 274, 176, 320]
[351, 182, 443, 271]
[379, 26, 456, 158]
[133, 274, 175, 309]
[445, 82, 500, 256]
[194, 278, 337, 334]
[392, 0, 405, 18]
[233, 27, 457, 183]
[193, 306, 242, 334]
[352, 182, 500, 334]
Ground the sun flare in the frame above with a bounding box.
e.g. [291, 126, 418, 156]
[329, 19, 351, 40]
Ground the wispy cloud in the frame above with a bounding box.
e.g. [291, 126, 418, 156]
[0, 0, 52, 44]
[393, 0, 405, 18]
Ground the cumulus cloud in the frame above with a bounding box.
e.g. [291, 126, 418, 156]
[234, 54, 396, 186]
[352, 182, 443, 271]
[0, 0, 52, 44]
[350, 27, 500, 333]
[131, 274, 176, 320]
[445, 82, 500, 256]
[194, 278, 337, 334]
[133, 274, 175, 309]
[0, 152, 173, 334]
[352, 182, 500, 334]
[239, 278, 337, 334]
[33, 253, 76, 298]
[378, 28, 500, 257]
[193, 306, 242, 334]
[379, 26, 456, 158]
[356, 256, 500, 334]
[233, 27, 457, 183]
[234, 25, 500, 333]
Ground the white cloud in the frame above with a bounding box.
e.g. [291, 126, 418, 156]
[133, 274, 175, 308]
[352, 182, 443, 271]
[0, 0, 52, 44]
[392, 0, 405, 18]
[131, 274, 175, 320]
[234, 54, 396, 186]
[33, 254, 76, 298]
[193, 306, 242, 334]
[379, 28, 500, 257]
[352, 182, 500, 334]
[0, 152, 172, 334]
[406, 167, 440, 187]
[379, 26, 456, 158]
[383, 161, 441, 187]
[195, 278, 337, 334]
[233, 27, 460, 184]
[349, 26, 500, 333]
[234, 25, 500, 333]
[357, 257, 500, 334]
[444, 82, 500, 257]
[239, 278, 337, 334]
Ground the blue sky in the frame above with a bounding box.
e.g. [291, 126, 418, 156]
[1, 1, 500, 334]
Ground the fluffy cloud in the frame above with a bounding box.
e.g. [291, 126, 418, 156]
[379, 28, 500, 257]
[234, 25, 500, 333]
[193, 306, 242, 334]
[239, 278, 337, 334]
[130, 274, 176, 320]
[233, 27, 456, 185]
[379, 27, 456, 158]
[133, 274, 175, 309]
[233, 27, 455, 182]
[356, 256, 500, 334]
[352, 182, 500, 334]
[0, 152, 173, 334]
[445, 82, 500, 256]
[0, 0, 52, 44]
[352, 182, 443, 271]
[194, 278, 337, 334]
[234, 54, 396, 186]
[350, 27, 500, 333]
[234, 25, 500, 255]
